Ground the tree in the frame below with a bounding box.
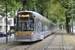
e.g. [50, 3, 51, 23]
[0, 0, 22, 17]
[0, 0, 72, 33]
[0, 0, 22, 43]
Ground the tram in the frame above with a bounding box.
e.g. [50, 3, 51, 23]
[14, 11, 57, 42]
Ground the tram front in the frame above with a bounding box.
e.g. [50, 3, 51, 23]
[14, 12, 35, 42]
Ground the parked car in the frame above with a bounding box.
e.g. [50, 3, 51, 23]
[0, 32, 3, 37]
[3, 30, 12, 36]
[3, 32, 6, 36]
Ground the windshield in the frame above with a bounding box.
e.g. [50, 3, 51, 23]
[16, 13, 34, 31]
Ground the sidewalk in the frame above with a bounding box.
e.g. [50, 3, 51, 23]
[0, 34, 14, 44]
[62, 30, 75, 50]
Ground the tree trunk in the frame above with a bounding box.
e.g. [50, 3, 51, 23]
[46, 12, 48, 19]
[23, 0, 27, 10]
[66, 17, 70, 33]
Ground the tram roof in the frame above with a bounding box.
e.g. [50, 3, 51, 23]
[18, 11, 55, 25]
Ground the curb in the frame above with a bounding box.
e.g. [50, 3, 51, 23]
[0, 40, 15, 44]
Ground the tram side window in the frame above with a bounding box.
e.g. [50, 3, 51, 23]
[50, 24, 52, 30]
[40, 20, 44, 31]
[45, 22, 48, 30]
[45, 22, 46, 30]
[36, 18, 41, 32]
[43, 21, 45, 31]
[51, 24, 53, 30]
[35, 18, 38, 31]
[40, 20, 45, 31]
[49, 24, 51, 30]
[51, 24, 54, 30]
[47, 23, 49, 30]
[54, 25, 55, 30]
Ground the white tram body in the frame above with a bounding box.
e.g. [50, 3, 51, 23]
[14, 11, 57, 42]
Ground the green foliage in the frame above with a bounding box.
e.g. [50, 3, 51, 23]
[0, 0, 73, 26]
[0, 0, 22, 18]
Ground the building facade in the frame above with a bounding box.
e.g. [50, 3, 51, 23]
[0, 16, 14, 32]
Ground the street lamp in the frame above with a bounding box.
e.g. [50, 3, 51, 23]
[72, 0, 73, 34]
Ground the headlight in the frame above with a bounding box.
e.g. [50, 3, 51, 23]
[15, 33, 17, 36]
[31, 32, 34, 35]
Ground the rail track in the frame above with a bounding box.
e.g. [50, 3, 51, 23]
[4, 30, 66, 50]
[4, 42, 21, 50]
[62, 32, 66, 50]
[43, 30, 66, 50]
[4, 42, 36, 50]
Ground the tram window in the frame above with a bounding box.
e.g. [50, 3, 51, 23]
[16, 13, 35, 31]
[35, 19, 37, 31]
[45, 22, 48, 30]
[30, 23, 34, 30]
[17, 21, 34, 31]
[45, 22, 46, 30]
[43, 21, 45, 31]
[49, 24, 51, 30]
[51, 24, 54, 30]
[40, 20, 43, 31]
[41, 20, 45, 31]
[50, 24, 52, 30]
[47, 23, 49, 30]
[35, 18, 41, 32]
[17, 18, 34, 31]
[35, 19, 37, 32]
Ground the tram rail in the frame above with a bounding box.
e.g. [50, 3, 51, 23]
[42, 30, 66, 50]
[4, 42, 35, 50]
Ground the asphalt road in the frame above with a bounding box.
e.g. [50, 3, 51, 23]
[0, 34, 14, 43]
